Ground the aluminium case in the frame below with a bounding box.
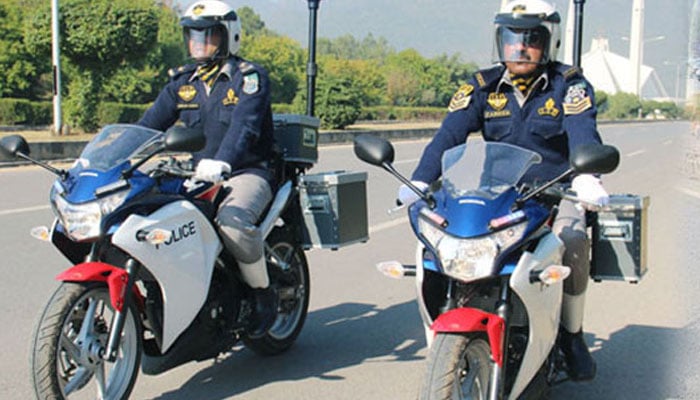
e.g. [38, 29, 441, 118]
[299, 170, 369, 249]
[273, 114, 319, 165]
[590, 194, 649, 283]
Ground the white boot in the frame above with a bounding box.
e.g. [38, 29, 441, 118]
[239, 257, 269, 289]
[561, 293, 585, 333]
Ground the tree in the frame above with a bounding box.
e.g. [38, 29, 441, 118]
[238, 6, 272, 39]
[241, 35, 305, 104]
[315, 75, 363, 129]
[0, 0, 49, 99]
[320, 57, 386, 106]
[604, 92, 642, 119]
[24, 0, 159, 132]
[101, 5, 186, 104]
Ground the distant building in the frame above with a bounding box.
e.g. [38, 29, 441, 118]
[581, 37, 669, 100]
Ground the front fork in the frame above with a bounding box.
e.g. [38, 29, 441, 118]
[488, 279, 511, 400]
[56, 257, 143, 362]
[104, 258, 141, 361]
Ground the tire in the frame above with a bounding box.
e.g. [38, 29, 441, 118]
[244, 227, 310, 356]
[419, 334, 492, 400]
[30, 282, 143, 400]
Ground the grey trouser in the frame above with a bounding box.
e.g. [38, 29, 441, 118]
[552, 199, 590, 296]
[215, 172, 273, 265]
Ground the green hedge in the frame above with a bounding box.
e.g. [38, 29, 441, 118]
[0, 98, 52, 125]
[97, 102, 150, 125]
[359, 106, 446, 121]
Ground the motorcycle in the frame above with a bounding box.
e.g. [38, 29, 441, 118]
[1, 124, 311, 400]
[353, 135, 619, 400]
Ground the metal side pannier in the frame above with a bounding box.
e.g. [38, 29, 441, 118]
[590, 194, 649, 283]
[299, 171, 369, 250]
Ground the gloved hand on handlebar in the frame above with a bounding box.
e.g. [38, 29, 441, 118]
[194, 159, 231, 183]
[571, 174, 609, 210]
[397, 181, 429, 206]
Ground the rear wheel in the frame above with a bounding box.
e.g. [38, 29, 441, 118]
[420, 334, 492, 400]
[30, 282, 142, 400]
[243, 227, 310, 355]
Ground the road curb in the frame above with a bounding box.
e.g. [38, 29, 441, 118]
[0, 119, 673, 168]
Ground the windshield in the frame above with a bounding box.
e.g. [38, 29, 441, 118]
[75, 124, 164, 171]
[441, 141, 542, 199]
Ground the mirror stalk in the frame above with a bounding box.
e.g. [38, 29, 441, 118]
[381, 161, 435, 208]
[516, 168, 573, 207]
[15, 151, 68, 180]
[121, 147, 165, 179]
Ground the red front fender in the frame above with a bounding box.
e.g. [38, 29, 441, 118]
[56, 262, 143, 313]
[431, 307, 506, 367]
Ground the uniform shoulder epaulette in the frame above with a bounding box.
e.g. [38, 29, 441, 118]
[555, 62, 583, 81]
[167, 64, 196, 80]
[473, 65, 505, 89]
[238, 60, 256, 74]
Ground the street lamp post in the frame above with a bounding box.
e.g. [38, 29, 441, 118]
[51, 0, 62, 135]
[305, 0, 321, 117]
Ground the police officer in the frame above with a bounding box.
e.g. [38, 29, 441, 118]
[399, 0, 608, 381]
[139, 0, 277, 338]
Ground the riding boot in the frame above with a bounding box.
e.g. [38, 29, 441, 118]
[239, 257, 277, 338]
[560, 329, 596, 381]
[248, 286, 278, 338]
[560, 293, 596, 381]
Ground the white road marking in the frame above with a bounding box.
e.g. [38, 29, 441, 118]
[675, 186, 700, 200]
[368, 216, 408, 234]
[0, 205, 50, 216]
[626, 150, 646, 157]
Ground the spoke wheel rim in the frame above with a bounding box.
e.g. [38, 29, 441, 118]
[57, 288, 139, 399]
[267, 242, 307, 339]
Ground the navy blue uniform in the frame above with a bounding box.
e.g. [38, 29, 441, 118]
[139, 57, 275, 186]
[412, 62, 602, 184]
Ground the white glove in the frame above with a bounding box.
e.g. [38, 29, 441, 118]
[397, 181, 429, 206]
[194, 159, 231, 183]
[571, 174, 609, 210]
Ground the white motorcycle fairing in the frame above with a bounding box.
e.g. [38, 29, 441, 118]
[112, 200, 222, 351]
[507, 231, 565, 400]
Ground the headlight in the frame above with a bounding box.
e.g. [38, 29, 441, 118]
[418, 217, 527, 283]
[52, 190, 129, 242]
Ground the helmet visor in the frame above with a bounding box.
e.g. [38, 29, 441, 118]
[184, 25, 228, 62]
[494, 26, 550, 64]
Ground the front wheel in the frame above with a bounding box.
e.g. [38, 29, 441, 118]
[420, 334, 492, 400]
[30, 282, 143, 400]
[243, 227, 310, 355]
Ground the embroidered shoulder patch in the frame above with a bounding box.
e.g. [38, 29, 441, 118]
[448, 84, 474, 112]
[563, 83, 592, 115]
[243, 72, 260, 95]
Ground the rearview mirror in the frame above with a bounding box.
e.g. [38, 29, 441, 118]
[570, 143, 620, 175]
[164, 126, 205, 152]
[0, 135, 30, 158]
[353, 134, 394, 167]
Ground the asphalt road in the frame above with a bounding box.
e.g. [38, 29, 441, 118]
[1, 120, 698, 399]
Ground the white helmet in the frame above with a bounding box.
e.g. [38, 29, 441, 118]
[492, 0, 561, 65]
[181, 0, 241, 61]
